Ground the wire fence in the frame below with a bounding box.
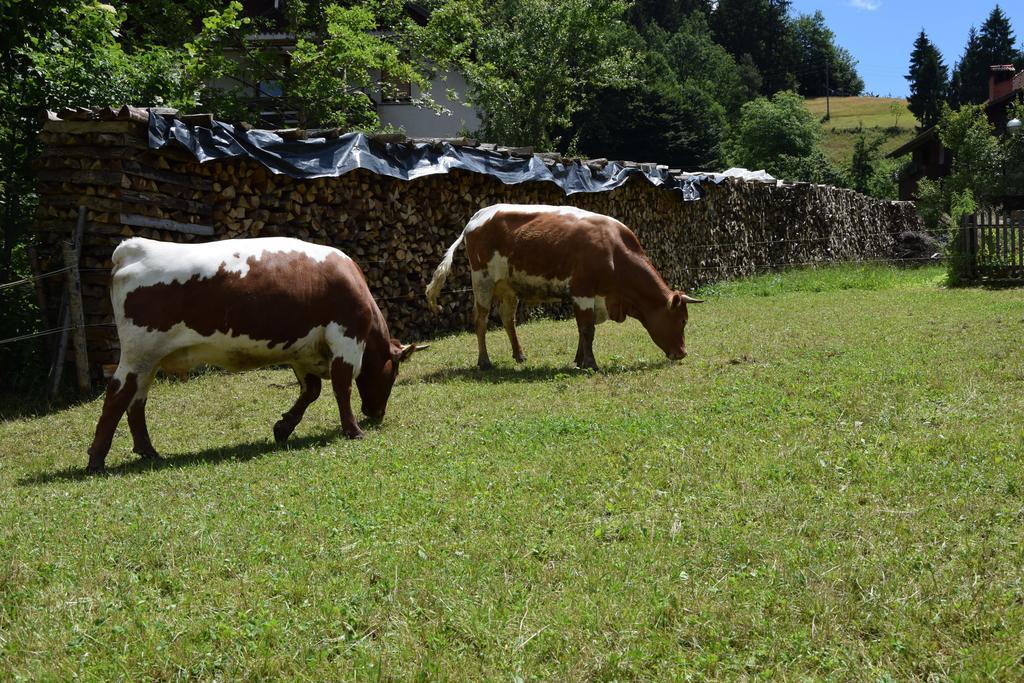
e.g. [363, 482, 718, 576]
[0, 234, 950, 347]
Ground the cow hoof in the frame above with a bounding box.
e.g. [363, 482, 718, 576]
[135, 447, 162, 462]
[574, 362, 598, 371]
[273, 419, 295, 444]
[85, 463, 106, 476]
[478, 360, 494, 371]
[344, 428, 365, 440]
[513, 354, 526, 364]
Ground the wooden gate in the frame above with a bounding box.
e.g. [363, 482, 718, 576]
[961, 210, 1024, 283]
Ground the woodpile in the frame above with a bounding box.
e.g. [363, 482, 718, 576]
[32, 107, 924, 379]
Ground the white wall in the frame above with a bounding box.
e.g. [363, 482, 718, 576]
[375, 70, 481, 138]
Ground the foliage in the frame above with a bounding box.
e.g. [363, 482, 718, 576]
[571, 48, 725, 170]
[936, 104, 1001, 203]
[290, 3, 434, 129]
[427, 0, 637, 149]
[710, 0, 800, 95]
[848, 131, 885, 194]
[905, 30, 948, 130]
[725, 90, 821, 170]
[770, 150, 846, 186]
[662, 12, 756, 116]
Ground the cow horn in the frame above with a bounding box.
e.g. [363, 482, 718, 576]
[679, 294, 704, 304]
[412, 343, 430, 351]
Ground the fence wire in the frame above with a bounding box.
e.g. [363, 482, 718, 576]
[1, 244, 950, 346]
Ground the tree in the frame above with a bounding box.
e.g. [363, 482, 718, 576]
[792, 12, 863, 97]
[571, 48, 726, 169]
[625, 0, 712, 33]
[711, 0, 799, 95]
[848, 132, 885, 194]
[427, 0, 637, 149]
[950, 6, 1020, 107]
[663, 12, 756, 115]
[905, 30, 948, 130]
[724, 90, 821, 170]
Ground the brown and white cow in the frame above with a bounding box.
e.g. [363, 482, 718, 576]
[86, 236, 425, 474]
[425, 204, 702, 370]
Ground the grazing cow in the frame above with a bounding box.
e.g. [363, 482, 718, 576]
[86, 237, 425, 474]
[425, 204, 702, 370]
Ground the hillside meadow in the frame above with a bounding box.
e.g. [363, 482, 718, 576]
[2, 265, 1024, 679]
[804, 96, 918, 167]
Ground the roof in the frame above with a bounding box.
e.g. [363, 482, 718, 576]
[886, 126, 939, 159]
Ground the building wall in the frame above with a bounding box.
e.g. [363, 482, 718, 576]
[375, 70, 481, 138]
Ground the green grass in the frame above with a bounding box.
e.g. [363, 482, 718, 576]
[3, 264, 1024, 679]
[804, 97, 918, 167]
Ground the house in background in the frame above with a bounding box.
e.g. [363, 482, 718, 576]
[224, 0, 481, 136]
[889, 65, 1023, 201]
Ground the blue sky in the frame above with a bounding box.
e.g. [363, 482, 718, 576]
[788, 1, 1024, 97]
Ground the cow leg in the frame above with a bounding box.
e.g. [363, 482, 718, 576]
[127, 368, 160, 461]
[330, 358, 363, 439]
[573, 305, 598, 371]
[499, 295, 525, 363]
[87, 360, 152, 474]
[471, 269, 495, 370]
[274, 369, 323, 444]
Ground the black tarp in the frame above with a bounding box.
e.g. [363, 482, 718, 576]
[148, 113, 712, 200]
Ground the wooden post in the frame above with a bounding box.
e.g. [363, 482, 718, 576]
[62, 238, 90, 393]
[48, 206, 89, 397]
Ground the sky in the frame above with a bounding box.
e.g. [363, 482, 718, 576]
[788, 0, 1024, 98]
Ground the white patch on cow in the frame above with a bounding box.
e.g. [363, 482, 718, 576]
[121, 322, 336, 377]
[573, 296, 595, 310]
[325, 322, 366, 378]
[110, 237, 350, 318]
[573, 296, 610, 324]
[471, 268, 494, 308]
[475, 251, 571, 304]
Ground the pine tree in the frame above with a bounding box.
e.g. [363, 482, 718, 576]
[951, 6, 1020, 106]
[978, 4, 1018, 67]
[906, 30, 949, 130]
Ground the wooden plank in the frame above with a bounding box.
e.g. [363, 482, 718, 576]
[1016, 216, 1024, 280]
[120, 189, 211, 216]
[119, 213, 215, 236]
[42, 120, 146, 134]
[122, 161, 213, 191]
[38, 145, 138, 161]
[37, 169, 124, 186]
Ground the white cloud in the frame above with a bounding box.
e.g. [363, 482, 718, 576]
[849, 0, 881, 10]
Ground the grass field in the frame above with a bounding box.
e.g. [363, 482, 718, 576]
[3, 265, 1024, 679]
[804, 97, 918, 167]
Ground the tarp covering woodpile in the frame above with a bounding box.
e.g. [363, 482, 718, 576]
[148, 112, 712, 200]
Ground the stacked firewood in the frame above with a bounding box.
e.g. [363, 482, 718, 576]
[32, 107, 924, 378]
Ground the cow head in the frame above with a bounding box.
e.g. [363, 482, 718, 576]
[355, 340, 427, 420]
[642, 291, 703, 360]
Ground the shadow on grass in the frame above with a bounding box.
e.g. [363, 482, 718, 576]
[0, 386, 107, 422]
[415, 359, 672, 385]
[16, 422, 380, 486]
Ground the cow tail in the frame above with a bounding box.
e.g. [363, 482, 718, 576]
[425, 230, 466, 313]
